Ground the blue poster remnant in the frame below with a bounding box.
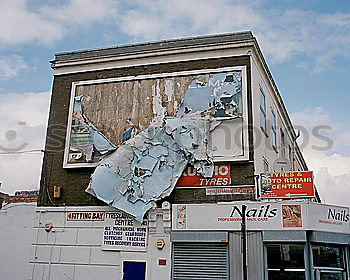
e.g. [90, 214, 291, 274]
[86, 71, 243, 221]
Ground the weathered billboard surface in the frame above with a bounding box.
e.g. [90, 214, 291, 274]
[63, 67, 248, 220]
[63, 67, 247, 168]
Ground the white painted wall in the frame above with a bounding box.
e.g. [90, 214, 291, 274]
[250, 52, 302, 174]
[0, 203, 37, 280]
[29, 206, 171, 280]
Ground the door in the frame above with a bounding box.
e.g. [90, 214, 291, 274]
[123, 261, 146, 280]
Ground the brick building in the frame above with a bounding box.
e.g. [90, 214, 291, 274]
[29, 32, 350, 280]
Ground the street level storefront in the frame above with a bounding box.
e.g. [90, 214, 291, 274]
[171, 202, 350, 280]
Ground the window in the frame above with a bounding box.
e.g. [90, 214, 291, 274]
[266, 244, 306, 280]
[271, 111, 277, 149]
[280, 129, 286, 157]
[312, 244, 346, 280]
[288, 145, 293, 163]
[260, 89, 266, 132]
[263, 157, 269, 173]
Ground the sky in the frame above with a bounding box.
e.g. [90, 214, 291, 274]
[0, 0, 349, 206]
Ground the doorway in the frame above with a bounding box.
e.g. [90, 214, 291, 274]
[123, 261, 146, 280]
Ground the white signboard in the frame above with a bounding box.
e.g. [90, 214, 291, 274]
[102, 212, 148, 251]
[67, 211, 105, 221]
[173, 202, 350, 234]
[174, 203, 306, 231]
[206, 186, 255, 195]
[308, 203, 349, 234]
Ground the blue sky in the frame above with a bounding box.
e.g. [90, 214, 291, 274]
[0, 0, 349, 206]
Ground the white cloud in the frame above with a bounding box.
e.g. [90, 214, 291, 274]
[116, 1, 350, 72]
[0, 55, 28, 80]
[291, 107, 349, 156]
[118, 0, 262, 41]
[315, 167, 350, 207]
[0, 0, 66, 46]
[39, 0, 117, 25]
[291, 107, 350, 206]
[1, 0, 349, 72]
[0, 91, 51, 194]
[0, 0, 116, 46]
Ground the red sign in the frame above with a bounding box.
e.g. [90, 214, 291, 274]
[176, 164, 231, 187]
[260, 171, 314, 198]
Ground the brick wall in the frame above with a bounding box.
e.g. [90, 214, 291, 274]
[39, 56, 253, 206]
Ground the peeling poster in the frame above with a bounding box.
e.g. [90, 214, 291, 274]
[64, 69, 244, 221]
[64, 69, 243, 167]
[86, 117, 218, 221]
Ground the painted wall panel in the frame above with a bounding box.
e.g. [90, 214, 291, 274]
[77, 228, 103, 246]
[35, 245, 61, 263]
[74, 265, 119, 280]
[229, 232, 243, 279]
[247, 232, 264, 280]
[60, 246, 91, 264]
[31, 263, 49, 280]
[0, 203, 37, 280]
[53, 228, 78, 245]
[229, 231, 264, 280]
[90, 247, 121, 265]
[29, 206, 171, 280]
[48, 264, 75, 280]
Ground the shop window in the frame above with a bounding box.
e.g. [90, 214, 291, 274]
[266, 244, 305, 280]
[312, 244, 346, 280]
[260, 89, 267, 133]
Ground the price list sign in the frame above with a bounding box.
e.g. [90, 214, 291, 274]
[102, 212, 148, 251]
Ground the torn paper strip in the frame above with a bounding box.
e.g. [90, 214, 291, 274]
[69, 96, 116, 162]
[177, 71, 242, 118]
[87, 117, 218, 221]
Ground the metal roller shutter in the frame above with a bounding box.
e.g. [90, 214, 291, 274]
[172, 242, 229, 280]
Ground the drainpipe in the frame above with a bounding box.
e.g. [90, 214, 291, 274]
[241, 204, 248, 280]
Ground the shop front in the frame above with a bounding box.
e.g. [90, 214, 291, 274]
[171, 202, 350, 280]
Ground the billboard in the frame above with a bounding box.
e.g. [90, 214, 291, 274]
[176, 164, 231, 187]
[260, 171, 314, 199]
[63, 67, 248, 168]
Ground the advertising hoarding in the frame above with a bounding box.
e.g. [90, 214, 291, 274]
[176, 164, 231, 187]
[64, 67, 248, 168]
[260, 171, 315, 199]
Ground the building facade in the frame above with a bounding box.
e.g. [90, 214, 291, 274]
[30, 32, 349, 280]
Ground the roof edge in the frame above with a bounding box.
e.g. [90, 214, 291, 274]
[53, 31, 253, 62]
